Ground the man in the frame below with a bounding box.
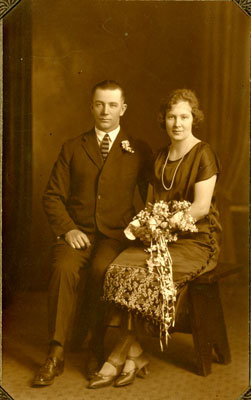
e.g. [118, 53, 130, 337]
[32, 80, 152, 386]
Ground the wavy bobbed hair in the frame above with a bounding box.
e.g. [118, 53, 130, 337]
[158, 89, 204, 130]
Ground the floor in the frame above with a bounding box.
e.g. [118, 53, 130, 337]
[1, 271, 249, 400]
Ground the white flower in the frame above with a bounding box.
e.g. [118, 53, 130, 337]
[124, 219, 140, 240]
[121, 140, 135, 153]
[148, 217, 157, 231]
[169, 211, 183, 228]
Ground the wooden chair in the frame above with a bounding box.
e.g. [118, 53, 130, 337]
[175, 262, 241, 376]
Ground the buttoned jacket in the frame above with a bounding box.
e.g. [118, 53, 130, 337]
[43, 128, 152, 240]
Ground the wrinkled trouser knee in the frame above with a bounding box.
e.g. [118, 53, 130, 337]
[48, 241, 92, 346]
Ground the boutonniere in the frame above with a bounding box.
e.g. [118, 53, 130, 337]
[121, 140, 135, 154]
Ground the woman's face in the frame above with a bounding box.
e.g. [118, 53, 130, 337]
[165, 101, 193, 142]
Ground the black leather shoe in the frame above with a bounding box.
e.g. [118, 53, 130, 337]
[32, 357, 64, 386]
[86, 351, 104, 380]
[88, 362, 123, 389]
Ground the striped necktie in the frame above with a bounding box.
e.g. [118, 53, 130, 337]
[100, 134, 110, 160]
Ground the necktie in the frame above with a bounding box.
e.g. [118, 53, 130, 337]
[100, 134, 110, 160]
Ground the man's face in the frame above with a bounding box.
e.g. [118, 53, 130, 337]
[91, 88, 127, 132]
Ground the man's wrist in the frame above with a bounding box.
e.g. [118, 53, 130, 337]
[56, 227, 77, 240]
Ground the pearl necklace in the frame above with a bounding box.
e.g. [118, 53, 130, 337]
[161, 151, 186, 191]
[162, 139, 195, 191]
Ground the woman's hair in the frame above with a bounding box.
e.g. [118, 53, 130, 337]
[158, 89, 204, 130]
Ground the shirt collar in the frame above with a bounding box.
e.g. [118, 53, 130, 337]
[95, 126, 120, 144]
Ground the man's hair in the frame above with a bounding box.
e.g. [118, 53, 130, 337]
[158, 88, 204, 130]
[91, 80, 126, 101]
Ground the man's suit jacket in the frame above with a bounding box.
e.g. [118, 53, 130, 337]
[43, 128, 152, 240]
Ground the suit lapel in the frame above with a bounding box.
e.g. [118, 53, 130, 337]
[81, 129, 103, 169]
[104, 129, 129, 165]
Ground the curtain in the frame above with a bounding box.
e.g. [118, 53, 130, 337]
[3, 0, 32, 304]
[200, 2, 249, 263]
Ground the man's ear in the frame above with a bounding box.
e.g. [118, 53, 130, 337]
[120, 103, 128, 116]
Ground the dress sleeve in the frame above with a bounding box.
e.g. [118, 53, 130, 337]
[195, 144, 221, 183]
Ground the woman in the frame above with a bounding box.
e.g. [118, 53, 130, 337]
[88, 89, 222, 389]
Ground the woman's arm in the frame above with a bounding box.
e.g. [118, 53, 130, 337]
[189, 174, 217, 221]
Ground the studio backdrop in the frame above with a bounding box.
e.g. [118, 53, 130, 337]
[3, 0, 249, 291]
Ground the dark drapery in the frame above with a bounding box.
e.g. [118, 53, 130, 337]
[3, 1, 32, 302]
[200, 3, 249, 263]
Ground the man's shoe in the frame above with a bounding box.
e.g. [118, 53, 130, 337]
[32, 356, 64, 386]
[86, 350, 104, 380]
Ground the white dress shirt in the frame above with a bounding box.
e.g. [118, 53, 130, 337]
[95, 126, 120, 151]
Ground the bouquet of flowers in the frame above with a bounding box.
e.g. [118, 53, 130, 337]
[124, 200, 197, 349]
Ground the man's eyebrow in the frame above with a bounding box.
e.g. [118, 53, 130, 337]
[94, 100, 119, 104]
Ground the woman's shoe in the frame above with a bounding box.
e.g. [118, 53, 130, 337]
[88, 361, 123, 389]
[114, 353, 149, 387]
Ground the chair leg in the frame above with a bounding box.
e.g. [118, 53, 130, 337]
[188, 281, 231, 376]
[210, 283, 231, 365]
[188, 283, 213, 376]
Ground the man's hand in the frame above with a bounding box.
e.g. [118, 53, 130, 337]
[64, 229, 91, 249]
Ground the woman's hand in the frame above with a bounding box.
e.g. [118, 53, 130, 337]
[64, 229, 91, 249]
[168, 211, 184, 229]
[190, 175, 217, 221]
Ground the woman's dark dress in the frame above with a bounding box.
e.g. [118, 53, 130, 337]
[104, 141, 222, 327]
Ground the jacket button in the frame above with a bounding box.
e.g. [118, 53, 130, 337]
[97, 195, 101, 200]
[209, 234, 213, 239]
[210, 239, 215, 245]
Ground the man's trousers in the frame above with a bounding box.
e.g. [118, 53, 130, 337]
[48, 233, 126, 348]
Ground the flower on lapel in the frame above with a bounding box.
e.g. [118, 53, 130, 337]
[121, 140, 135, 154]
